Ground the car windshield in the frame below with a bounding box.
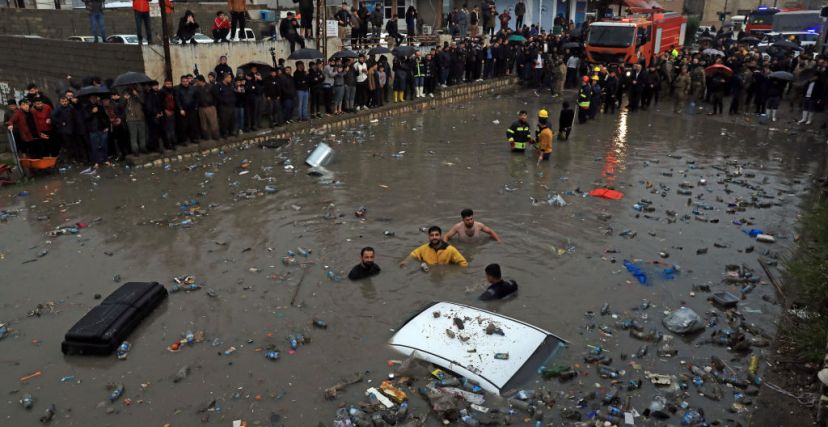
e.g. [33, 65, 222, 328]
[587, 25, 635, 47]
[123, 36, 139, 43]
[748, 14, 773, 25]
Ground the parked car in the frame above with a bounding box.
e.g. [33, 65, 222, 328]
[172, 32, 214, 44]
[67, 35, 96, 43]
[106, 34, 140, 45]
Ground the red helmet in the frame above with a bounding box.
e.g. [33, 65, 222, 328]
[582, 75, 590, 82]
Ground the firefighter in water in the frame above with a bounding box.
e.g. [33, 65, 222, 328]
[506, 110, 532, 152]
[535, 109, 553, 161]
[577, 75, 591, 124]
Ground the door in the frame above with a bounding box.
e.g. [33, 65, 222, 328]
[654, 27, 662, 54]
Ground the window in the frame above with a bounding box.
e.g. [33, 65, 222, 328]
[384, 0, 406, 19]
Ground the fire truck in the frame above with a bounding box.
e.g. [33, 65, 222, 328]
[584, 9, 687, 67]
[745, 7, 780, 35]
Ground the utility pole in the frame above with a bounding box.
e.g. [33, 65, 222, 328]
[159, 0, 173, 81]
[316, 0, 327, 58]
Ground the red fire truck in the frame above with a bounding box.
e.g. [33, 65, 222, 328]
[585, 9, 687, 67]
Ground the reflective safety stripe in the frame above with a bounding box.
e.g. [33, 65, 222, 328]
[578, 101, 590, 108]
[506, 129, 515, 133]
[513, 142, 527, 149]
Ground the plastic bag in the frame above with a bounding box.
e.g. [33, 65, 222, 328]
[662, 307, 704, 334]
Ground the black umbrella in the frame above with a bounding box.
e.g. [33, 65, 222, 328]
[772, 40, 802, 51]
[288, 48, 324, 60]
[392, 46, 416, 57]
[330, 49, 359, 59]
[367, 46, 392, 55]
[76, 85, 111, 97]
[562, 42, 580, 49]
[769, 71, 794, 81]
[739, 36, 760, 44]
[113, 71, 152, 87]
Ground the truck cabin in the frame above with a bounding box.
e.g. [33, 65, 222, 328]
[586, 21, 652, 65]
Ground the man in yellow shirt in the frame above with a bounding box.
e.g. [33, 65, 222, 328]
[535, 109, 553, 161]
[400, 226, 469, 268]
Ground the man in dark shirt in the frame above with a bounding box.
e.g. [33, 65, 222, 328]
[558, 101, 574, 141]
[279, 66, 297, 123]
[264, 68, 282, 127]
[479, 263, 517, 301]
[348, 247, 381, 280]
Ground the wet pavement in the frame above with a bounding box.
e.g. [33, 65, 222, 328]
[1, 91, 826, 426]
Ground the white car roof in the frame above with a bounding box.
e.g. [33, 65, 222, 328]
[388, 301, 568, 395]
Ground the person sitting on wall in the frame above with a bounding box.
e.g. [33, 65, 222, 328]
[212, 11, 231, 43]
[177, 10, 200, 44]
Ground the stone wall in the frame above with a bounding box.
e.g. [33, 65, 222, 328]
[0, 35, 145, 103]
[0, 4, 268, 40]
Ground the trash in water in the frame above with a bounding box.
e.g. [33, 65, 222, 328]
[662, 307, 704, 334]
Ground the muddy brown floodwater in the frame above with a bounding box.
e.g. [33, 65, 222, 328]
[1, 90, 826, 427]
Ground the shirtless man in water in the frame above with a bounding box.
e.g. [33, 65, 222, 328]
[443, 208, 502, 243]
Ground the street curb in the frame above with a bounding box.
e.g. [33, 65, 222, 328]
[129, 77, 519, 169]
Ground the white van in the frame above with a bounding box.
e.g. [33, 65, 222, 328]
[226, 28, 257, 42]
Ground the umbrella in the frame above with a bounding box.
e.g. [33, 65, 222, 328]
[76, 85, 111, 97]
[288, 48, 324, 60]
[392, 46, 416, 57]
[367, 46, 391, 55]
[697, 36, 714, 42]
[508, 34, 526, 42]
[704, 64, 733, 76]
[562, 42, 580, 49]
[716, 31, 733, 39]
[239, 61, 273, 73]
[769, 71, 794, 81]
[330, 49, 359, 59]
[702, 48, 725, 57]
[112, 71, 152, 87]
[772, 40, 802, 51]
[739, 36, 760, 45]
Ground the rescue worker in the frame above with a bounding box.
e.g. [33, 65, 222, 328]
[689, 63, 706, 113]
[533, 108, 549, 147]
[506, 110, 531, 152]
[589, 75, 602, 119]
[535, 111, 553, 161]
[577, 76, 591, 124]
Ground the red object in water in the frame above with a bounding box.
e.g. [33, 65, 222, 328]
[589, 188, 624, 200]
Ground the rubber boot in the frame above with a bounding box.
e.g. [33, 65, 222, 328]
[806, 111, 813, 125]
[798, 110, 808, 124]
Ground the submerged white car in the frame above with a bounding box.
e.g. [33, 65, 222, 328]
[388, 301, 568, 395]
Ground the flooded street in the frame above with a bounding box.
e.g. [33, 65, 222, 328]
[1, 89, 825, 426]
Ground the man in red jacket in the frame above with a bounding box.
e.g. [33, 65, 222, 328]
[6, 99, 43, 158]
[133, 0, 152, 44]
[31, 97, 54, 156]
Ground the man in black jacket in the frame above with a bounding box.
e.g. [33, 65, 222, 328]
[245, 70, 264, 130]
[279, 12, 305, 53]
[175, 75, 200, 145]
[214, 74, 237, 137]
[264, 68, 282, 127]
[295, 0, 314, 37]
[279, 66, 297, 123]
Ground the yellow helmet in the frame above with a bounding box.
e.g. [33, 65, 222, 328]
[594, 66, 601, 72]
[538, 109, 549, 119]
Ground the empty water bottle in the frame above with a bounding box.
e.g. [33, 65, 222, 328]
[116, 341, 131, 360]
[265, 351, 280, 361]
[185, 330, 195, 345]
[109, 384, 125, 402]
[20, 393, 33, 409]
[680, 409, 701, 425]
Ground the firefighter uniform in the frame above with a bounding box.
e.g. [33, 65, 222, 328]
[506, 119, 531, 151]
[577, 76, 591, 124]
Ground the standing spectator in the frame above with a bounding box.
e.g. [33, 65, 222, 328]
[123, 86, 147, 153]
[309, 61, 325, 118]
[245, 69, 263, 130]
[498, 9, 510, 33]
[392, 57, 408, 102]
[424, 53, 435, 97]
[212, 11, 231, 42]
[354, 55, 369, 110]
[350, 7, 362, 49]
[233, 77, 247, 133]
[332, 62, 346, 115]
[405, 6, 418, 41]
[370, 3, 383, 42]
[264, 68, 282, 127]
[413, 51, 425, 98]
[102, 95, 128, 160]
[175, 75, 200, 145]
[335, 3, 352, 46]
[357, 1, 369, 48]
[279, 66, 297, 122]
[83, 95, 111, 169]
[456, 5, 467, 38]
[293, 61, 310, 121]
[323, 59, 337, 114]
[31, 97, 53, 156]
[296, 0, 314, 38]
[514, 0, 525, 30]
[194, 76, 220, 140]
[51, 96, 77, 160]
[343, 59, 357, 112]
[176, 10, 199, 44]
[6, 100, 40, 159]
[279, 12, 305, 53]
[215, 56, 234, 82]
[132, 0, 152, 45]
[84, 0, 106, 43]
[469, 7, 479, 37]
[144, 82, 164, 152]
[160, 79, 178, 149]
[214, 73, 236, 137]
[228, 0, 247, 40]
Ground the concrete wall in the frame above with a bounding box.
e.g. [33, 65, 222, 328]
[141, 37, 343, 81]
[0, 4, 269, 40]
[0, 35, 144, 103]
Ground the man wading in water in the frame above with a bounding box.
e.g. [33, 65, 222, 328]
[443, 208, 501, 243]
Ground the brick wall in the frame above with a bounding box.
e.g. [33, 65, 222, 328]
[0, 35, 145, 103]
